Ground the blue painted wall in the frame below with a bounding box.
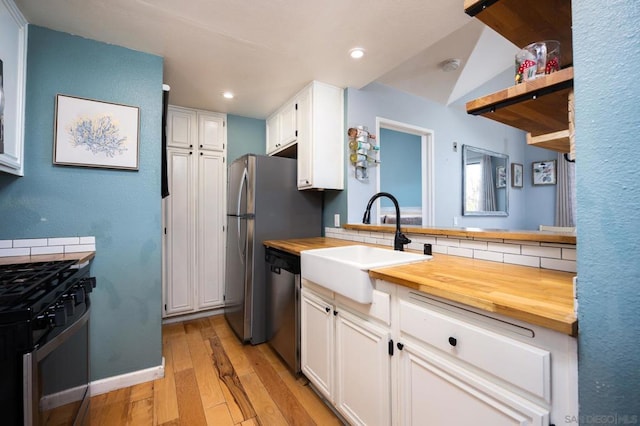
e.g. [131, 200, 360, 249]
[227, 114, 265, 163]
[344, 76, 549, 229]
[0, 26, 164, 380]
[379, 128, 421, 208]
[574, 1, 640, 421]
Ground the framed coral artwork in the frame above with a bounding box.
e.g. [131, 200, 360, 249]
[54, 94, 140, 170]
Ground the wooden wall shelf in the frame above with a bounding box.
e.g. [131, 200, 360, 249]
[464, 0, 575, 154]
[466, 67, 573, 153]
[464, 0, 573, 67]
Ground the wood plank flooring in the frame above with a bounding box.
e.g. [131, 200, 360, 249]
[89, 314, 342, 425]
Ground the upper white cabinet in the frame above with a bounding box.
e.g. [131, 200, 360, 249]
[266, 99, 297, 154]
[164, 105, 226, 317]
[198, 112, 226, 152]
[266, 81, 344, 191]
[0, 0, 27, 176]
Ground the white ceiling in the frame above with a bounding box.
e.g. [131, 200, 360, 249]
[15, 0, 518, 119]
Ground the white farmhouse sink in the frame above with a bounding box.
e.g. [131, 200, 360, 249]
[301, 245, 431, 304]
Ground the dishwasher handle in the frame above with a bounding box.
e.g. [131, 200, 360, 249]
[265, 248, 300, 275]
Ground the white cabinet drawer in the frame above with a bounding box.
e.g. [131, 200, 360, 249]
[399, 298, 551, 401]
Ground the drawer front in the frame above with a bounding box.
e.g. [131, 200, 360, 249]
[399, 299, 550, 401]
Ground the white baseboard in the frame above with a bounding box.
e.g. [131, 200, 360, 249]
[40, 384, 88, 410]
[162, 307, 224, 324]
[90, 357, 165, 397]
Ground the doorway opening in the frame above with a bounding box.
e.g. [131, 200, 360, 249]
[374, 117, 434, 227]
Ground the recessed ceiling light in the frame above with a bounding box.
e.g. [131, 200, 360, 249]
[223, 92, 234, 99]
[349, 48, 365, 59]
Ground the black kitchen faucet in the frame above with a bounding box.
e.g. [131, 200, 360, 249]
[362, 192, 411, 251]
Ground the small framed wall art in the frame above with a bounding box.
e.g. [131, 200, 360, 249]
[532, 160, 557, 185]
[496, 166, 507, 188]
[54, 94, 140, 170]
[511, 163, 523, 188]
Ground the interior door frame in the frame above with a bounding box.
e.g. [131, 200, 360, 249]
[375, 117, 435, 227]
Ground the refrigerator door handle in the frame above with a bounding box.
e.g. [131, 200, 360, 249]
[237, 167, 248, 264]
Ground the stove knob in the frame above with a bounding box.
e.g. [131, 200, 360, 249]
[74, 287, 86, 305]
[48, 304, 67, 327]
[79, 277, 96, 294]
[62, 295, 75, 316]
[33, 313, 51, 330]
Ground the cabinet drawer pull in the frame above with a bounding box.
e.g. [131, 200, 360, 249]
[325, 307, 330, 313]
[333, 310, 338, 316]
[396, 342, 404, 351]
[448, 337, 457, 347]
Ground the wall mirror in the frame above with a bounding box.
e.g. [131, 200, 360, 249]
[462, 145, 509, 216]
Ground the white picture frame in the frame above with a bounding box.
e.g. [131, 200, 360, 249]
[54, 94, 140, 170]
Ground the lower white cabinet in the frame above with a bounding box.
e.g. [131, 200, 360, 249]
[300, 280, 578, 425]
[397, 341, 549, 426]
[301, 286, 391, 426]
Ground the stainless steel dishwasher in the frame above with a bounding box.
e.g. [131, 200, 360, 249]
[265, 247, 301, 374]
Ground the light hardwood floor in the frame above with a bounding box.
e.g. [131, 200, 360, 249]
[89, 315, 342, 425]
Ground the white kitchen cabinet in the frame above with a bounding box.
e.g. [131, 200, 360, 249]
[266, 81, 344, 190]
[301, 284, 391, 425]
[300, 288, 333, 400]
[335, 308, 391, 426]
[163, 105, 226, 317]
[395, 286, 576, 425]
[397, 341, 549, 426]
[0, 0, 27, 176]
[266, 99, 297, 155]
[198, 112, 226, 152]
[300, 276, 577, 425]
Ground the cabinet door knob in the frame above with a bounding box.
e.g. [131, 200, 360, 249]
[396, 342, 404, 350]
[333, 310, 338, 316]
[448, 337, 457, 347]
[325, 307, 330, 313]
[190, 144, 193, 148]
[200, 144, 203, 148]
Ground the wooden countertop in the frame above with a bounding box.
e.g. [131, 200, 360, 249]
[264, 238, 576, 336]
[343, 224, 577, 244]
[0, 251, 95, 266]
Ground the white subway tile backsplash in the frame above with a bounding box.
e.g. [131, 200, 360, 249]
[48, 237, 80, 246]
[65, 244, 96, 253]
[13, 238, 48, 248]
[542, 258, 577, 273]
[0, 248, 30, 257]
[504, 254, 540, 268]
[437, 237, 460, 247]
[0, 236, 96, 259]
[488, 242, 521, 254]
[31, 246, 64, 255]
[448, 247, 473, 258]
[433, 245, 448, 254]
[562, 248, 577, 260]
[474, 250, 504, 262]
[521, 245, 562, 259]
[328, 229, 576, 272]
[460, 240, 488, 250]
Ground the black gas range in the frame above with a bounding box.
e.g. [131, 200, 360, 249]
[0, 259, 96, 425]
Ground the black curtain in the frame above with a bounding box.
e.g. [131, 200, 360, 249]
[161, 87, 170, 198]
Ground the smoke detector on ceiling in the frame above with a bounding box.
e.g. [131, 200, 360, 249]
[440, 58, 461, 72]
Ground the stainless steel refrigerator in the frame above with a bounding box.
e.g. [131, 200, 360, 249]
[224, 154, 322, 345]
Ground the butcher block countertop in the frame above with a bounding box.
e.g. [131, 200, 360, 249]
[263, 237, 577, 336]
[0, 251, 95, 266]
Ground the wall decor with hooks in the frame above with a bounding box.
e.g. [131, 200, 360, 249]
[348, 126, 379, 180]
